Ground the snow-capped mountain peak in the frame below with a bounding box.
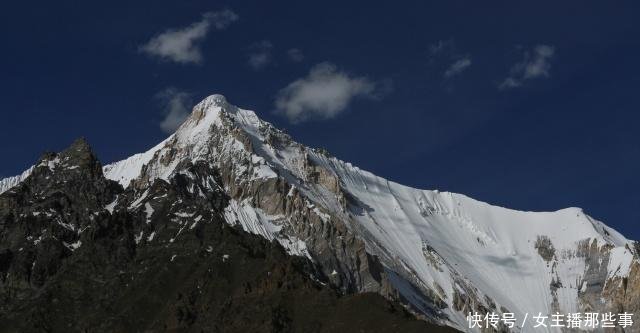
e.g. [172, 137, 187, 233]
[1, 94, 638, 332]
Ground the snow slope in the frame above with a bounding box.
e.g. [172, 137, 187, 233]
[102, 136, 174, 188]
[0, 166, 33, 194]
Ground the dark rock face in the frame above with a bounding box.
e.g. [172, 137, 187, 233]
[0, 140, 457, 333]
[534, 235, 555, 262]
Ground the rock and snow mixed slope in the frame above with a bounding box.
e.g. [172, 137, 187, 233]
[2, 94, 638, 332]
[0, 138, 450, 332]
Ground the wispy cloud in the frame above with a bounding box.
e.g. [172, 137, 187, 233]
[287, 48, 304, 62]
[500, 44, 555, 89]
[275, 62, 385, 123]
[444, 56, 472, 78]
[428, 39, 472, 80]
[140, 10, 238, 64]
[247, 40, 274, 70]
[156, 88, 193, 133]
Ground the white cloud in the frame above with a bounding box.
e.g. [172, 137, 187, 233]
[500, 44, 555, 90]
[287, 48, 304, 62]
[499, 77, 522, 89]
[140, 9, 238, 64]
[156, 88, 192, 133]
[247, 40, 273, 70]
[444, 56, 472, 78]
[275, 62, 381, 123]
[523, 45, 555, 79]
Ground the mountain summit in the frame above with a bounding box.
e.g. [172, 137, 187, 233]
[1, 94, 638, 332]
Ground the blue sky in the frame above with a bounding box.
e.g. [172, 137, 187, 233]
[1, 1, 639, 239]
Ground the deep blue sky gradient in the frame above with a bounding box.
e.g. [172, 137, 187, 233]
[1, 1, 639, 239]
